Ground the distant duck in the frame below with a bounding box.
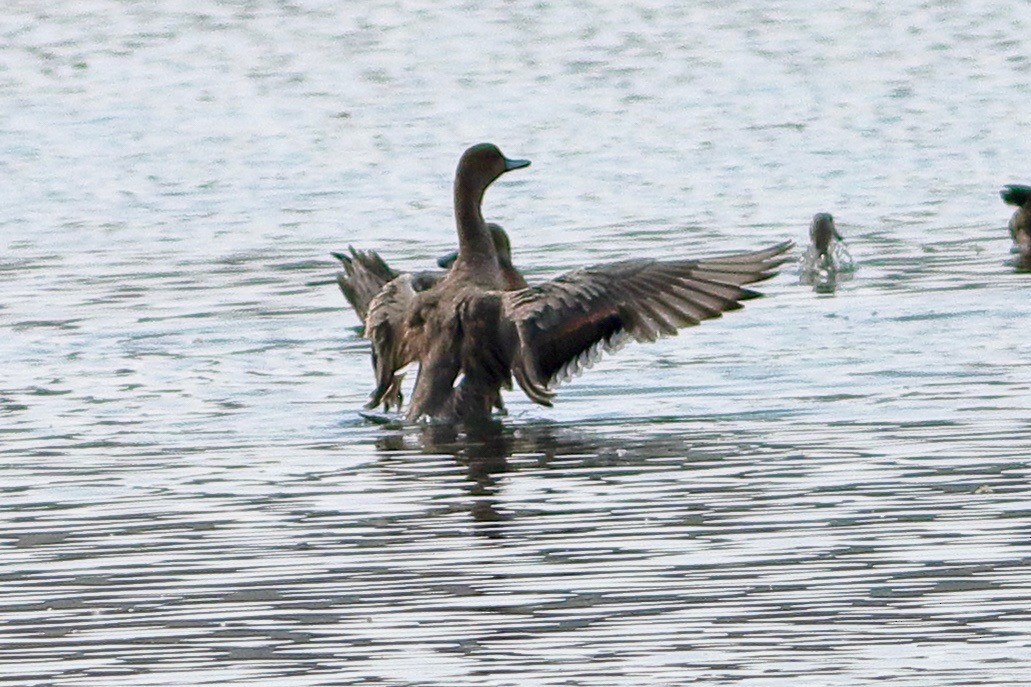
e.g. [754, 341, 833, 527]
[1000, 185, 1031, 264]
[809, 213, 840, 264]
[361, 143, 793, 423]
[799, 212, 853, 291]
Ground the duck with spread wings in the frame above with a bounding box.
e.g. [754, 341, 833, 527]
[363, 143, 793, 423]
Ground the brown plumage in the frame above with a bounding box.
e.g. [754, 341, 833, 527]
[332, 248, 400, 324]
[504, 243, 792, 407]
[363, 142, 793, 423]
[333, 224, 523, 328]
[346, 224, 525, 412]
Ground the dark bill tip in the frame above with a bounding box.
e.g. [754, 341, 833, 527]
[503, 157, 531, 172]
[437, 249, 459, 269]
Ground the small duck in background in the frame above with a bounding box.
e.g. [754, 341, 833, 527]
[1000, 184, 1031, 269]
[799, 212, 854, 292]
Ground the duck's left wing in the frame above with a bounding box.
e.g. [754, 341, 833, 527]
[332, 247, 399, 323]
[503, 241, 793, 405]
[364, 274, 421, 411]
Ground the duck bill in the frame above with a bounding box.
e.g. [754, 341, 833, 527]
[503, 157, 531, 172]
[437, 249, 459, 269]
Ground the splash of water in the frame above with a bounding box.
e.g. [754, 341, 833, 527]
[798, 240, 855, 291]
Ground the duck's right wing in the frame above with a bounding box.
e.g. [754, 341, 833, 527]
[332, 247, 399, 323]
[503, 241, 793, 405]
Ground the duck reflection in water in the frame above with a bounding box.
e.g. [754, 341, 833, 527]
[375, 420, 653, 534]
[798, 212, 854, 293]
[375, 421, 535, 533]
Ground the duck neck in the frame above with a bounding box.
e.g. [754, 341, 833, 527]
[499, 256, 528, 289]
[453, 178, 502, 283]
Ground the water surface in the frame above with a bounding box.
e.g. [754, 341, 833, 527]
[2, 1, 1030, 685]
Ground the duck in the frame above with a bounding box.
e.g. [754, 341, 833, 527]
[332, 223, 525, 327]
[1000, 184, 1031, 256]
[363, 142, 793, 423]
[798, 212, 853, 291]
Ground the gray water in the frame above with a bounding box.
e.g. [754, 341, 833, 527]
[2, 1, 1031, 685]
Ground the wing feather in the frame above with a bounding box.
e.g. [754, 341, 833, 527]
[363, 274, 419, 410]
[504, 241, 792, 402]
[332, 247, 399, 323]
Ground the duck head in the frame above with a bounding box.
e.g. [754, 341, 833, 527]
[1000, 184, 1031, 208]
[453, 144, 530, 225]
[452, 144, 529, 281]
[809, 212, 841, 257]
[456, 143, 531, 189]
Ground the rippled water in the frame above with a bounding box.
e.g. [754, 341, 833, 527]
[3, 1, 1031, 685]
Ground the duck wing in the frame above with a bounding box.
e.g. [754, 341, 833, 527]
[503, 240, 793, 406]
[332, 247, 399, 323]
[364, 274, 425, 410]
